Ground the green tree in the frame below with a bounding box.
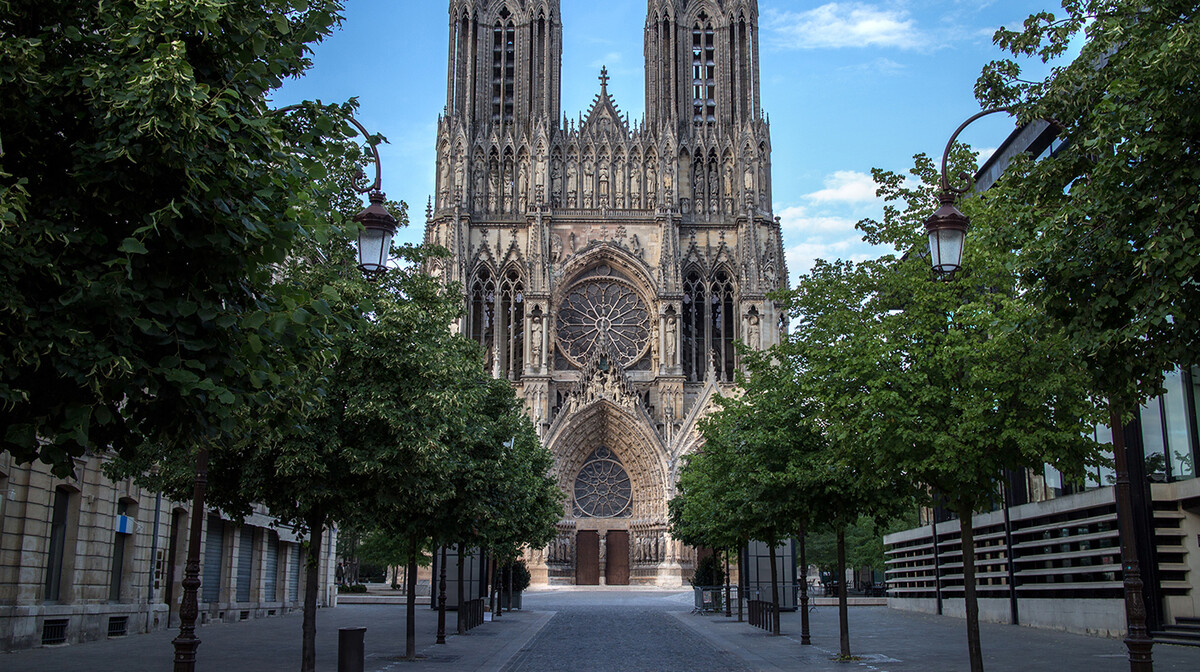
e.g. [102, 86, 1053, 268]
[775, 259, 917, 659]
[974, 0, 1199, 415]
[834, 147, 1103, 672]
[973, 5, 1200, 665]
[0, 0, 348, 475]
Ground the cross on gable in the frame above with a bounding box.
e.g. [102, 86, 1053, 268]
[599, 66, 609, 90]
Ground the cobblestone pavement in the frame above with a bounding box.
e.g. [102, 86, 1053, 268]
[502, 590, 750, 672]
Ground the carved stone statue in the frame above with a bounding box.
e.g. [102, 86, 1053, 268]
[646, 167, 657, 207]
[455, 159, 466, 202]
[664, 314, 678, 366]
[530, 316, 544, 368]
[747, 313, 761, 349]
[583, 160, 595, 208]
[518, 160, 530, 211]
[488, 170, 499, 212]
[473, 158, 486, 210]
[552, 159, 563, 205]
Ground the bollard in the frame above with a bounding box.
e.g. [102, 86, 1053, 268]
[338, 627, 366, 672]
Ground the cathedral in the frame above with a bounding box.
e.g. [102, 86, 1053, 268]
[424, 0, 786, 586]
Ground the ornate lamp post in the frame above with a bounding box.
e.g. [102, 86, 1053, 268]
[932, 109, 1154, 671]
[171, 108, 398, 672]
[923, 108, 1010, 276]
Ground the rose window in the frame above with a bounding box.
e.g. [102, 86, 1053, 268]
[573, 447, 633, 518]
[556, 277, 650, 368]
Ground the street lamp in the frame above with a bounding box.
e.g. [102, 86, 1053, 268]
[924, 108, 1009, 276]
[171, 106, 397, 672]
[935, 109, 1155, 671]
[355, 190, 398, 276]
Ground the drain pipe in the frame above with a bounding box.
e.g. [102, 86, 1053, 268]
[146, 491, 162, 633]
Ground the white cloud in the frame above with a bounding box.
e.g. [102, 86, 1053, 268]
[764, 3, 926, 51]
[976, 147, 998, 164]
[803, 170, 879, 204]
[785, 240, 873, 280]
[776, 205, 859, 234]
[589, 52, 623, 70]
[837, 57, 907, 75]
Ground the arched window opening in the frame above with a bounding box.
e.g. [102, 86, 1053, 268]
[504, 21, 515, 124]
[499, 268, 525, 380]
[711, 270, 735, 382]
[692, 17, 716, 123]
[682, 271, 706, 381]
[470, 269, 496, 370]
[492, 22, 503, 124]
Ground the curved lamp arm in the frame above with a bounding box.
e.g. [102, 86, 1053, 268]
[938, 107, 1012, 195]
[274, 103, 385, 195]
[273, 103, 398, 277]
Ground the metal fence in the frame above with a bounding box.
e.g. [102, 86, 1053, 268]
[461, 598, 486, 631]
[747, 599, 778, 631]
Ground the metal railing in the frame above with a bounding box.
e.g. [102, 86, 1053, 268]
[747, 599, 778, 632]
[462, 598, 486, 631]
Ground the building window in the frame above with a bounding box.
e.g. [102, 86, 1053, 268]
[691, 19, 715, 123]
[500, 269, 525, 380]
[682, 271, 706, 381]
[1140, 366, 1197, 482]
[710, 270, 735, 383]
[681, 269, 738, 382]
[45, 487, 77, 602]
[470, 268, 496, 366]
[491, 15, 516, 125]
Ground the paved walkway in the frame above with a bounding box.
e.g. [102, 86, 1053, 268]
[2, 589, 1198, 671]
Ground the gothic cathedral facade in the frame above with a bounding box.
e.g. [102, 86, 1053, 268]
[424, 0, 786, 586]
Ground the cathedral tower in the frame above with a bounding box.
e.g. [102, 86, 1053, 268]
[644, 0, 762, 130]
[426, 0, 786, 587]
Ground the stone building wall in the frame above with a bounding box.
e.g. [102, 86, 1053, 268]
[0, 452, 335, 651]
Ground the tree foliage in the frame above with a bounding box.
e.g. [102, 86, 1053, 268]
[974, 0, 1200, 413]
[0, 0, 348, 475]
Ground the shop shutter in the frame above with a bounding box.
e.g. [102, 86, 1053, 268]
[201, 516, 224, 603]
[263, 531, 279, 602]
[236, 526, 254, 602]
[287, 543, 301, 602]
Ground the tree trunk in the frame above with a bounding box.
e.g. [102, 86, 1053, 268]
[436, 545, 447, 644]
[405, 535, 419, 661]
[768, 542, 780, 636]
[506, 559, 514, 611]
[301, 514, 324, 672]
[961, 503, 983, 672]
[457, 542, 466, 635]
[837, 526, 850, 659]
[736, 544, 744, 623]
[799, 528, 811, 645]
[487, 554, 498, 616]
[724, 549, 732, 618]
[1110, 404, 1155, 670]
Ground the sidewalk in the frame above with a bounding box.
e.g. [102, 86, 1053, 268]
[673, 604, 1200, 672]
[0, 602, 550, 672]
[3, 592, 1197, 671]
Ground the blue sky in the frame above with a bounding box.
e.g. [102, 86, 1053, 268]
[274, 1, 1066, 284]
